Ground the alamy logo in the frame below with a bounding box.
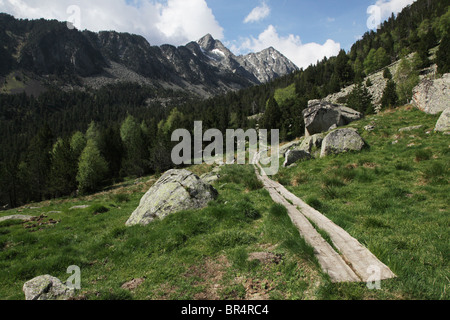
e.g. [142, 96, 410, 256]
[171, 122, 280, 175]
[367, 5, 382, 30]
[66, 5, 81, 30]
[66, 265, 81, 290]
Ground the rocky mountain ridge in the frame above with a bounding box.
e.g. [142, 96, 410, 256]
[0, 14, 298, 97]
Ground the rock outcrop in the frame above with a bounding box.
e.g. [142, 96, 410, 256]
[283, 150, 312, 167]
[23, 275, 75, 300]
[320, 128, 366, 158]
[435, 108, 450, 133]
[126, 169, 218, 226]
[412, 73, 450, 115]
[0, 215, 33, 223]
[303, 100, 363, 137]
[298, 134, 324, 153]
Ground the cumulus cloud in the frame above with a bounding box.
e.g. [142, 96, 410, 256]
[244, 1, 271, 24]
[0, 0, 224, 45]
[233, 25, 341, 69]
[374, 0, 417, 21]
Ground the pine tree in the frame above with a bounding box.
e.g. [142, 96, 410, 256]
[383, 67, 393, 80]
[76, 139, 108, 194]
[26, 124, 54, 201]
[436, 31, 449, 74]
[120, 115, 148, 177]
[50, 138, 77, 197]
[262, 97, 282, 130]
[346, 82, 374, 115]
[381, 79, 399, 109]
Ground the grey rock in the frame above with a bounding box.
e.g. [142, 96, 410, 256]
[303, 100, 363, 136]
[69, 205, 90, 210]
[298, 134, 324, 153]
[283, 150, 312, 167]
[412, 73, 450, 115]
[320, 128, 366, 158]
[201, 171, 221, 184]
[435, 108, 450, 132]
[364, 125, 376, 132]
[126, 169, 218, 226]
[23, 275, 75, 300]
[398, 125, 424, 132]
[0, 215, 33, 223]
[279, 139, 303, 157]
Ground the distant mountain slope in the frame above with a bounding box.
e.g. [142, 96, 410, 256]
[0, 14, 298, 96]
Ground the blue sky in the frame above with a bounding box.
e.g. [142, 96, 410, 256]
[209, 0, 372, 49]
[0, 0, 416, 68]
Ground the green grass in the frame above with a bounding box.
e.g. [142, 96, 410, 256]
[0, 106, 448, 300]
[0, 165, 320, 300]
[274, 106, 449, 300]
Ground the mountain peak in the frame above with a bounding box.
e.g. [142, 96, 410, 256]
[198, 34, 217, 51]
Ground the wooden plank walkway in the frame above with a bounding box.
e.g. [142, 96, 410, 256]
[254, 157, 396, 283]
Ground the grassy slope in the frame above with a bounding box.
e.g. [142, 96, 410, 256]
[0, 165, 322, 300]
[0, 106, 448, 300]
[275, 106, 449, 299]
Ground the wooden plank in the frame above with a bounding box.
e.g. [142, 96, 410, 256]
[256, 168, 361, 283]
[263, 172, 396, 282]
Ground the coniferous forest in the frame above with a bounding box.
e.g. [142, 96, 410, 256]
[0, 0, 449, 208]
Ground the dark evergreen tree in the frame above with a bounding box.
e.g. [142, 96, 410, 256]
[346, 83, 374, 115]
[25, 124, 54, 201]
[436, 31, 450, 74]
[262, 97, 282, 130]
[381, 80, 399, 109]
[50, 137, 77, 197]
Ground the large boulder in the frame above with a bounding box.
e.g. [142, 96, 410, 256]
[412, 73, 450, 115]
[303, 100, 363, 136]
[435, 108, 450, 133]
[126, 169, 218, 226]
[23, 275, 75, 300]
[320, 128, 366, 158]
[283, 150, 312, 167]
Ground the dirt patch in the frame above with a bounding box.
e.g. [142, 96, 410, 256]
[242, 278, 272, 300]
[184, 255, 230, 300]
[23, 214, 60, 232]
[121, 278, 146, 291]
[248, 252, 283, 266]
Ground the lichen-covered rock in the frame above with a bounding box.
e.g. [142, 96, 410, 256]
[283, 150, 312, 167]
[320, 128, 366, 158]
[435, 108, 450, 133]
[303, 100, 363, 136]
[298, 133, 324, 153]
[126, 169, 218, 226]
[412, 73, 450, 115]
[23, 275, 75, 300]
[201, 172, 220, 184]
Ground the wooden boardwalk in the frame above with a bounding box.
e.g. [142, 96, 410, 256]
[254, 159, 396, 283]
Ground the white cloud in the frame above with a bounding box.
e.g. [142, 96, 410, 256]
[374, 0, 417, 21]
[233, 25, 341, 69]
[244, 1, 271, 24]
[0, 0, 223, 46]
